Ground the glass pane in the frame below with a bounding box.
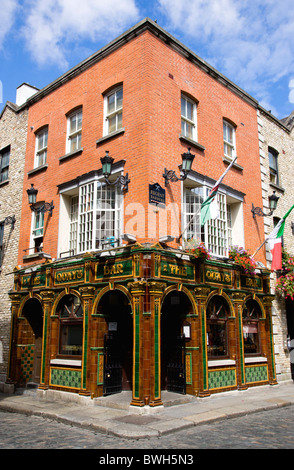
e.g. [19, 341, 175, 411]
[243, 323, 259, 354]
[116, 88, 123, 109]
[108, 115, 116, 133]
[186, 122, 193, 139]
[70, 115, 77, 133]
[107, 93, 115, 114]
[117, 111, 122, 129]
[60, 324, 83, 355]
[77, 112, 82, 130]
[186, 100, 193, 121]
[207, 322, 227, 356]
[181, 96, 186, 117]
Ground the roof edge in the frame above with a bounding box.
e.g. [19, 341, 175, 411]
[18, 17, 259, 110]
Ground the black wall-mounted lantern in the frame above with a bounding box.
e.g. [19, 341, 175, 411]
[251, 191, 279, 218]
[27, 184, 54, 216]
[0, 215, 16, 229]
[100, 151, 130, 192]
[163, 148, 195, 187]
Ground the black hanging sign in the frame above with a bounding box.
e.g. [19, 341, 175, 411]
[149, 183, 166, 207]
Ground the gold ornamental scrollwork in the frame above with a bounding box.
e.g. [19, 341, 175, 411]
[127, 280, 147, 295]
[9, 293, 23, 304]
[148, 281, 166, 296]
[40, 290, 56, 302]
[79, 286, 96, 298]
[194, 287, 211, 299]
[230, 292, 247, 303]
[262, 295, 275, 307]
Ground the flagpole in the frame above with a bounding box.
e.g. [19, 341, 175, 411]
[252, 239, 266, 258]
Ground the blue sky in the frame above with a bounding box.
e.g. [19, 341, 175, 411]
[1, 0, 294, 119]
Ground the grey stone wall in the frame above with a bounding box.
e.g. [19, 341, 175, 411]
[0, 102, 28, 382]
[258, 108, 294, 381]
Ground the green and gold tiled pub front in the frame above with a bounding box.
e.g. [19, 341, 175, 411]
[7, 244, 277, 404]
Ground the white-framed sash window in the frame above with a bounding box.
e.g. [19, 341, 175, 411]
[35, 128, 48, 168]
[223, 120, 236, 160]
[67, 109, 82, 153]
[104, 86, 123, 135]
[181, 94, 197, 141]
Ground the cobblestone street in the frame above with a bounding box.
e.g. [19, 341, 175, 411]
[1, 404, 294, 450]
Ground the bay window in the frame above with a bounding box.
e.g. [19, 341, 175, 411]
[58, 175, 122, 257]
[183, 181, 244, 257]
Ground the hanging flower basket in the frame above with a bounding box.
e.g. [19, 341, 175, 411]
[276, 249, 294, 299]
[281, 248, 294, 272]
[184, 239, 210, 261]
[228, 246, 257, 275]
[276, 273, 294, 300]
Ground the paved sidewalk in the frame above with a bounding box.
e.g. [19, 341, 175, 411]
[1, 381, 294, 439]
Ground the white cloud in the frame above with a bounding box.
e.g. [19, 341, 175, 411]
[21, 0, 140, 68]
[0, 0, 18, 49]
[158, 0, 294, 115]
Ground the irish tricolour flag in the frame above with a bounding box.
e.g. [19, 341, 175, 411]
[201, 157, 237, 226]
[267, 204, 294, 271]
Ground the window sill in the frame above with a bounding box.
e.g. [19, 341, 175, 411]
[0, 179, 9, 187]
[208, 359, 236, 367]
[223, 156, 243, 171]
[269, 182, 285, 193]
[27, 164, 48, 176]
[23, 251, 52, 261]
[59, 148, 83, 162]
[244, 356, 267, 364]
[50, 358, 82, 367]
[179, 134, 205, 151]
[96, 128, 125, 146]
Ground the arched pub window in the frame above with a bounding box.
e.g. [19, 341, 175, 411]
[57, 294, 83, 356]
[242, 299, 261, 355]
[206, 295, 229, 358]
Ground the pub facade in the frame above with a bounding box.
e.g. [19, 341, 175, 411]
[7, 243, 276, 405]
[6, 19, 278, 404]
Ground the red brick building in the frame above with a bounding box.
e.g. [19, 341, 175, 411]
[7, 19, 276, 405]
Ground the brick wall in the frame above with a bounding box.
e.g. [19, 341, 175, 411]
[0, 103, 28, 381]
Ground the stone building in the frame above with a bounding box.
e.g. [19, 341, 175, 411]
[0, 84, 38, 387]
[257, 107, 294, 382]
[6, 19, 278, 405]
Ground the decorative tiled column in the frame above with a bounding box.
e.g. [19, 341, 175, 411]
[194, 287, 211, 397]
[148, 281, 166, 407]
[6, 294, 22, 384]
[79, 286, 96, 396]
[39, 290, 55, 389]
[128, 280, 147, 407]
[231, 292, 248, 390]
[263, 295, 278, 385]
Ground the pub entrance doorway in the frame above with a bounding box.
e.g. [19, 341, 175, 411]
[99, 290, 133, 395]
[22, 298, 43, 384]
[161, 291, 193, 394]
